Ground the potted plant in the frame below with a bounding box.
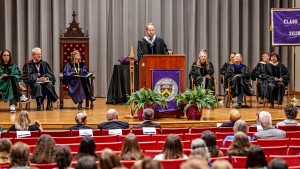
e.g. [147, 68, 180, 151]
[175, 84, 217, 120]
[125, 88, 168, 120]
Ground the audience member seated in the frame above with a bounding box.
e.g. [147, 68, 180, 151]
[133, 108, 161, 128]
[63, 50, 95, 110]
[220, 109, 241, 127]
[227, 132, 250, 157]
[100, 148, 122, 169]
[153, 134, 188, 160]
[8, 110, 43, 131]
[22, 47, 58, 111]
[246, 145, 268, 169]
[266, 52, 290, 109]
[225, 53, 254, 108]
[189, 49, 215, 91]
[10, 142, 33, 169]
[253, 111, 286, 140]
[120, 133, 144, 160]
[190, 138, 211, 167]
[0, 50, 31, 112]
[132, 157, 163, 169]
[66, 111, 94, 130]
[211, 160, 233, 169]
[220, 52, 236, 84]
[276, 104, 300, 126]
[31, 134, 56, 164]
[251, 52, 270, 104]
[75, 156, 97, 169]
[54, 145, 74, 169]
[201, 130, 224, 157]
[74, 136, 97, 161]
[0, 138, 12, 164]
[98, 109, 129, 129]
[268, 158, 288, 169]
[222, 119, 252, 147]
[180, 156, 210, 169]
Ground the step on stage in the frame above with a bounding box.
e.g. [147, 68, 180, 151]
[0, 97, 295, 130]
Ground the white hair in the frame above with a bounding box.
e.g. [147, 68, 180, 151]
[258, 111, 272, 127]
[32, 47, 41, 54]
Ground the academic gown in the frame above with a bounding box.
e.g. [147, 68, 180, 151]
[22, 59, 58, 103]
[137, 36, 168, 61]
[63, 62, 93, 104]
[0, 64, 23, 102]
[189, 61, 215, 91]
[265, 62, 290, 105]
[251, 62, 270, 99]
[225, 64, 252, 96]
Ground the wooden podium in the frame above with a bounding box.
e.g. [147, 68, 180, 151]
[139, 54, 186, 92]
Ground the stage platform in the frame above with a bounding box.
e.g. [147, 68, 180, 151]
[0, 97, 297, 130]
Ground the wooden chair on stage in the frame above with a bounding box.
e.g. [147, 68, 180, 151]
[225, 79, 253, 108]
[263, 83, 290, 108]
[59, 11, 95, 109]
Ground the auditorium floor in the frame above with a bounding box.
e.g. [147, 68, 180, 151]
[0, 97, 298, 130]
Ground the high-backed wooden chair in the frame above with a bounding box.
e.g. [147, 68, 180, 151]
[225, 79, 253, 108]
[59, 11, 95, 109]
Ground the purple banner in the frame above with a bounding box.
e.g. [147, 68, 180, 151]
[151, 69, 181, 112]
[272, 9, 300, 46]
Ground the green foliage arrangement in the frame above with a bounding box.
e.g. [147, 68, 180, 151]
[125, 88, 168, 114]
[175, 84, 218, 113]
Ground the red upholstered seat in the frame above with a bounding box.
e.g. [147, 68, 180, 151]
[14, 137, 39, 145]
[230, 156, 247, 169]
[144, 150, 161, 158]
[219, 127, 234, 132]
[161, 128, 190, 134]
[121, 160, 136, 169]
[160, 159, 187, 169]
[269, 155, 300, 167]
[183, 133, 202, 141]
[30, 163, 57, 169]
[40, 130, 70, 137]
[257, 138, 290, 147]
[118, 134, 151, 142]
[93, 135, 118, 143]
[261, 146, 288, 155]
[8, 131, 40, 138]
[71, 129, 101, 137]
[139, 141, 157, 151]
[190, 127, 219, 133]
[96, 142, 123, 151]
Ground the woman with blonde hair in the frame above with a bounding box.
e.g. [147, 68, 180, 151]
[63, 50, 95, 110]
[154, 134, 188, 160]
[0, 138, 12, 164]
[100, 148, 122, 169]
[189, 49, 215, 91]
[8, 110, 43, 131]
[227, 132, 250, 156]
[120, 133, 144, 160]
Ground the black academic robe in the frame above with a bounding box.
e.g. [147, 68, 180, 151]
[137, 36, 168, 61]
[189, 61, 215, 91]
[23, 59, 58, 104]
[265, 62, 290, 105]
[225, 64, 252, 96]
[251, 62, 270, 99]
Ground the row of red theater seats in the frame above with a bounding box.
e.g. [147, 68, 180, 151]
[0, 159, 187, 169]
[1, 125, 300, 137]
[2, 155, 300, 169]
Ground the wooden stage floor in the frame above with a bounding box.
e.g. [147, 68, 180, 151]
[0, 97, 297, 130]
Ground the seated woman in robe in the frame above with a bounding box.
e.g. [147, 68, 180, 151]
[265, 52, 290, 109]
[225, 53, 254, 109]
[251, 52, 270, 104]
[189, 49, 215, 91]
[0, 50, 30, 112]
[220, 52, 236, 85]
[63, 50, 95, 110]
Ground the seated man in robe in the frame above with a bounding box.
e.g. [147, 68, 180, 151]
[23, 47, 58, 111]
[225, 53, 254, 108]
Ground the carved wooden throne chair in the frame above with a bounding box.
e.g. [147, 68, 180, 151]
[59, 11, 94, 109]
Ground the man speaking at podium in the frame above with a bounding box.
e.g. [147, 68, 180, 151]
[137, 23, 168, 61]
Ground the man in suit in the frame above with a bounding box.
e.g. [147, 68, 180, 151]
[66, 111, 94, 130]
[137, 23, 168, 61]
[98, 109, 129, 129]
[23, 47, 58, 111]
[253, 111, 286, 140]
[133, 108, 161, 128]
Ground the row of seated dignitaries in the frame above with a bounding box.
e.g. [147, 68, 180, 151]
[190, 51, 289, 109]
[0, 47, 95, 112]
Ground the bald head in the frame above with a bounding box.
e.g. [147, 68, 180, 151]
[75, 111, 87, 124]
[106, 109, 118, 121]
